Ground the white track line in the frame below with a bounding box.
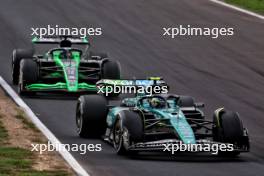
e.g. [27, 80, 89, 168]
[0, 76, 90, 176]
[209, 0, 264, 20]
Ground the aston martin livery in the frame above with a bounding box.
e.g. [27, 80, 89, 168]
[76, 79, 250, 156]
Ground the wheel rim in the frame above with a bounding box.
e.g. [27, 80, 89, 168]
[113, 119, 130, 152]
[114, 119, 122, 146]
[76, 103, 83, 134]
[12, 63, 14, 81]
[12, 51, 15, 78]
[18, 80, 23, 94]
[18, 74, 24, 94]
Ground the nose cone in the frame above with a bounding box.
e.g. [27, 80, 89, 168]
[170, 111, 196, 144]
[62, 60, 78, 92]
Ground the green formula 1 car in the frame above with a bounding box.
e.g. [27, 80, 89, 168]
[76, 79, 250, 156]
[12, 36, 120, 95]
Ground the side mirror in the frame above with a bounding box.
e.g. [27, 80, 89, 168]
[195, 102, 205, 108]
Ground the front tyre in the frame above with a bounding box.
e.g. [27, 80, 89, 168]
[12, 49, 34, 85]
[76, 95, 108, 138]
[213, 108, 249, 157]
[18, 59, 38, 96]
[113, 111, 143, 155]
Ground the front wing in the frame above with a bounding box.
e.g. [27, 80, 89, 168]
[127, 139, 249, 153]
[25, 82, 97, 92]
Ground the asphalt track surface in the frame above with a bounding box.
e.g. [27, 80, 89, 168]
[0, 0, 264, 176]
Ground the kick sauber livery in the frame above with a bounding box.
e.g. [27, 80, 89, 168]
[12, 36, 120, 95]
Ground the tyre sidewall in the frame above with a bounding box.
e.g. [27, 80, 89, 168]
[77, 95, 108, 138]
[18, 59, 38, 95]
[102, 59, 121, 79]
[113, 111, 143, 155]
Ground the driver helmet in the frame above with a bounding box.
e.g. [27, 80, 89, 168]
[150, 97, 165, 108]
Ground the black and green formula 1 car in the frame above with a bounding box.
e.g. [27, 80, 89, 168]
[12, 36, 121, 96]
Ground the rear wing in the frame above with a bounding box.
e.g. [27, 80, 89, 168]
[32, 36, 90, 45]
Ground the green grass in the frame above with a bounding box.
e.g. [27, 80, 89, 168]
[0, 148, 69, 175]
[0, 114, 70, 176]
[225, 0, 264, 14]
[0, 147, 33, 173]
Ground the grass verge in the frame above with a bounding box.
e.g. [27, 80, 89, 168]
[225, 0, 264, 14]
[0, 88, 73, 176]
[0, 115, 70, 176]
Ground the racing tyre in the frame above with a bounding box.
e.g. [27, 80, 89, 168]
[102, 60, 121, 97]
[18, 59, 38, 96]
[178, 96, 204, 121]
[76, 95, 108, 138]
[113, 111, 143, 155]
[177, 96, 195, 107]
[12, 49, 34, 85]
[102, 59, 121, 79]
[213, 109, 248, 157]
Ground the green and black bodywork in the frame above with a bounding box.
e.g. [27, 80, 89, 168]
[76, 79, 250, 156]
[12, 36, 121, 95]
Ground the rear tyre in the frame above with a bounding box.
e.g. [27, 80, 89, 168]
[113, 111, 143, 155]
[101, 60, 121, 97]
[178, 96, 204, 121]
[177, 96, 195, 107]
[12, 49, 34, 85]
[102, 60, 121, 79]
[213, 109, 246, 157]
[76, 95, 108, 138]
[18, 59, 38, 96]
